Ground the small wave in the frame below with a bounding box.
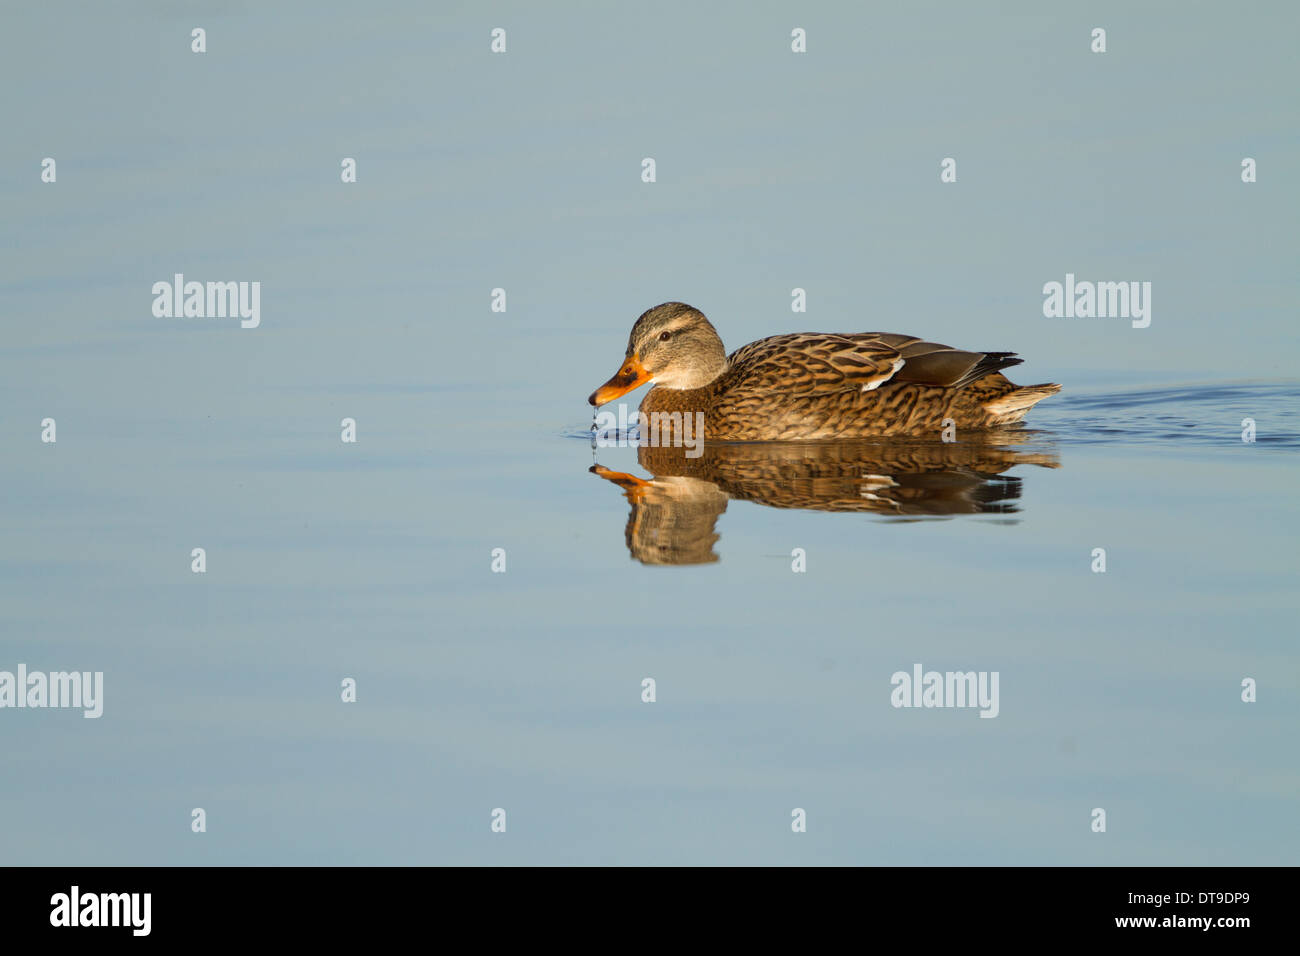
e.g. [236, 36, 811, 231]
[1039, 381, 1300, 447]
[563, 426, 641, 442]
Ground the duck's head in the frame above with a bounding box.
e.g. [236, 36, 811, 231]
[587, 302, 728, 406]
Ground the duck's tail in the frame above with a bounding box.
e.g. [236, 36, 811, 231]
[983, 382, 1062, 423]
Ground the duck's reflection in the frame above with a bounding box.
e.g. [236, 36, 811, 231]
[591, 435, 1059, 565]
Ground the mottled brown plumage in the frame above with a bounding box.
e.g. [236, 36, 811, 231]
[592, 438, 1060, 564]
[588, 302, 1061, 440]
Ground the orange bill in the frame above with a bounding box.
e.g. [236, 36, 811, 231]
[589, 464, 654, 502]
[588, 355, 652, 406]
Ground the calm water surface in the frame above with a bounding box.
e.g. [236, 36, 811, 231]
[3, 378, 1296, 864]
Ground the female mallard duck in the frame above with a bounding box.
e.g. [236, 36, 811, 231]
[587, 302, 1060, 440]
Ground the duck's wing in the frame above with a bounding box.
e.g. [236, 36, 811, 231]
[869, 333, 1024, 388]
[725, 333, 908, 395]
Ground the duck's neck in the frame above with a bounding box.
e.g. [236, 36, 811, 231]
[655, 351, 728, 390]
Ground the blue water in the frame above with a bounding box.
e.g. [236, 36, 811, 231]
[3, 379, 1296, 864]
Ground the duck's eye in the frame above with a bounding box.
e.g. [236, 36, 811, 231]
[659, 331, 673, 342]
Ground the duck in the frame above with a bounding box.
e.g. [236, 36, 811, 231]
[587, 302, 1061, 440]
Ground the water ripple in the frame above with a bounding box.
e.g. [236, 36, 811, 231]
[1040, 382, 1300, 447]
